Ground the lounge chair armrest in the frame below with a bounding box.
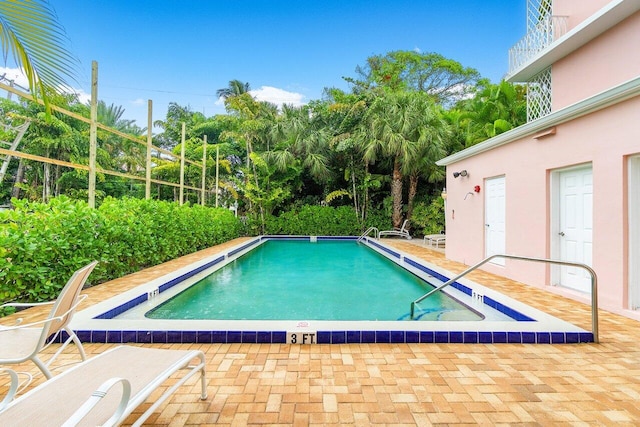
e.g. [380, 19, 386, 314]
[0, 369, 20, 412]
[0, 294, 88, 331]
[62, 377, 132, 427]
[0, 301, 55, 309]
[0, 314, 63, 331]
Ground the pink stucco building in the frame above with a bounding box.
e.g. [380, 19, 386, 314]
[436, 0, 640, 320]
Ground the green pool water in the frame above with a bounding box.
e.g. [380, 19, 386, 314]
[145, 240, 482, 321]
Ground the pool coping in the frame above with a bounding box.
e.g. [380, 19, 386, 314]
[68, 236, 594, 344]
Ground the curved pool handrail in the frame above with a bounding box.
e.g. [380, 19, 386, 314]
[409, 254, 599, 343]
[357, 227, 379, 242]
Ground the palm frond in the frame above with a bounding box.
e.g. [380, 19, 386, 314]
[0, 0, 79, 106]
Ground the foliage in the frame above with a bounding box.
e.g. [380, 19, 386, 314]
[0, 196, 241, 306]
[409, 196, 445, 236]
[324, 189, 351, 205]
[0, 0, 79, 110]
[359, 90, 448, 228]
[448, 80, 527, 147]
[0, 48, 528, 246]
[348, 50, 481, 105]
[264, 205, 361, 236]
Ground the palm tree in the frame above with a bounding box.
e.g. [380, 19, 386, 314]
[0, 0, 78, 108]
[360, 91, 444, 229]
[454, 80, 526, 147]
[268, 104, 331, 183]
[216, 79, 251, 100]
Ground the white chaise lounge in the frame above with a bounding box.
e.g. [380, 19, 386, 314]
[423, 233, 446, 248]
[379, 219, 411, 239]
[0, 345, 207, 427]
[0, 261, 98, 379]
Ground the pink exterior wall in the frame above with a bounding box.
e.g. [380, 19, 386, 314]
[554, 0, 609, 29]
[553, 11, 640, 110]
[444, 95, 640, 319]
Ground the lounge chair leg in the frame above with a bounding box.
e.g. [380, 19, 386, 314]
[66, 328, 88, 361]
[32, 356, 53, 379]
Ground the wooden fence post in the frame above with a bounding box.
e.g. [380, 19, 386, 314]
[179, 122, 185, 205]
[146, 100, 152, 199]
[88, 61, 98, 208]
[201, 135, 207, 205]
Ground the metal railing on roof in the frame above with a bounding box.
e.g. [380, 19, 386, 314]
[509, 15, 569, 74]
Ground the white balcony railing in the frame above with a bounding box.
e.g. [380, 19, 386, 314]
[509, 15, 568, 74]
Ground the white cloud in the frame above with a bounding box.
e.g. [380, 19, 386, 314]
[250, 86, 306, 108]
[0, 66, 92, 104]
[131, 98, 145, 106]
[0, 66, 30, 89]
[212, 86, 306, 112]
[70, 87, 91, 104]
[214, 86, 306, 108]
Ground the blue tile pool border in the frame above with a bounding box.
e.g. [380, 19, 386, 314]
[63, 329, 594, 345]
[69, 236, 594, 345]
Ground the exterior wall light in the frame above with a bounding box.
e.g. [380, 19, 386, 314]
[453, 170, 468, 178]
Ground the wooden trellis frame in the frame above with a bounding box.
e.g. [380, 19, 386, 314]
[0, 61, 212, 207]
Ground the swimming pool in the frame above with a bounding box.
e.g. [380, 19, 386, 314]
[144, 240, 487, 321]
[70, 236, 594, 344]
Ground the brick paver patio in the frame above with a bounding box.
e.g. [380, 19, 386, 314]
[2, 237, 639, 426]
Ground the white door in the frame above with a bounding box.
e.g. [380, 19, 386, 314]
[557, 166, 593, 292]
[629, 156, 640, 310]
[485, 176, 506, 265]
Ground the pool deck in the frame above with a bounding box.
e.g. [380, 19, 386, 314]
[2, 237, 640, 425]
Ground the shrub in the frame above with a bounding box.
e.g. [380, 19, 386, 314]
[0, 196, 241, 306]
[265, 205, 361, 236]
[410, 196, 445, 236]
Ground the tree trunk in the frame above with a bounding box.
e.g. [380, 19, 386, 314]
[350, 155, 358, 217]
[11, 159, 25, 199]
[54, 165, 61, 197]
[407, 174, 419, 221]
[43, 162, 50, 202]
[362, 163, 369, 223]
[391, 157, 403, 229]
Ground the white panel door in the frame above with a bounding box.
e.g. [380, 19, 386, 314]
[629, 156, 640, 310]
[485, 176, 506, 265]
[558, 167, 593, 292]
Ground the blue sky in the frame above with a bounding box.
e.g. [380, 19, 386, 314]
[3, 1, 526, 129]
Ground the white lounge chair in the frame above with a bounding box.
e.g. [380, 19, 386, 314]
[0, 261, 98, 379]
[423, 233, 446, 248]
[379, 219, 412, 239]
[0, 345, 208, 426]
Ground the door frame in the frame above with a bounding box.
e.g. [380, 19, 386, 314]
[484, 175, 506, 266]
[629, 155, 640, 310]
[550, 163, 593, 290]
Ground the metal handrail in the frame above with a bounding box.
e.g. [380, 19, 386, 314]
[409, 254, 599, 343]
[357, 227, 379, 242]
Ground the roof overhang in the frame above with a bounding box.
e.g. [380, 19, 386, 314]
[436, 75, 640, 166]
[506, 0, 640, 82]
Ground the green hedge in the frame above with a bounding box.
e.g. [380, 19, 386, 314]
[0, 196, 242, 306]
[264, 205, 361, 236]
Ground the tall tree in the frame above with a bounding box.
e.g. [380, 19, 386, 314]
[349, 50, 481, 106]
[216, 79, 251, 100]
[359, 91, 446, 228]
[268, 103, 331, 184]
[0, 0, 79, 109]
[222, 93, 278, 230]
